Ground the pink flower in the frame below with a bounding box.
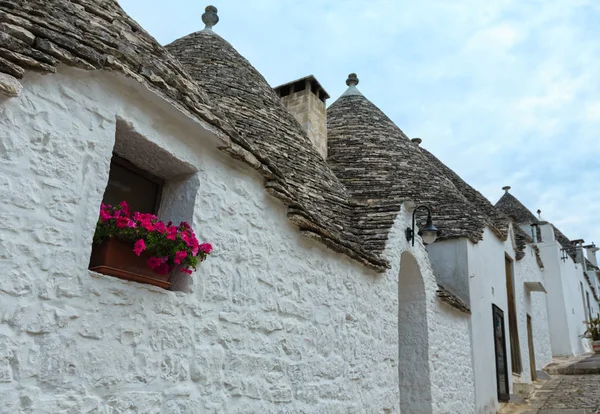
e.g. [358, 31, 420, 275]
[153, 221, 167, 233]
[147, 257, 161, 269]
[174, 251, 187, 265]
[199, 243, 213, 254]
[180, 268, 193, 275]
[180, 222, 190, 230]
[126, 220, 137, 228]
[140, 220, 154, 232]
[133, 239, 146, 256]
[116, 217, 129, 228]
[147, 256, 168, 269]
[166, 226, 177, 241]
[119, 201, 130, 217]
[100, 208, 113, 222]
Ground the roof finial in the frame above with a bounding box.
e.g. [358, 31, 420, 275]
[202, 5, 219, 30]
[346, 73, 359, 87]
[537, 209, 541, 218]
[502, 185, 511, 193]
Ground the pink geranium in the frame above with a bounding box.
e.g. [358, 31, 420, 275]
[99, 209, 112, 222]
[166, 226, 177, 241]
[116, 217, 130, 228]
[174, 251, 187, 265]
[133, 239, 146, 256]
[119, 201, 130, 217]
[153, 221, 167, 233]
[94, 201, 212, 276]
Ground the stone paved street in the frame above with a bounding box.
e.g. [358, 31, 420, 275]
[500, 355, 600, 414]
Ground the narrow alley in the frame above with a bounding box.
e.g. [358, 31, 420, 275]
[500, 355, 600, 414]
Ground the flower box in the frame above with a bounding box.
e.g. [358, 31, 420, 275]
[89, 201, 212, 290]
[89, 237, 172, 289]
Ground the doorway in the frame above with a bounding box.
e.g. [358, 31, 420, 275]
[527, 314, 536, 381]
[505, 255, 522, 374]
[398, 251, 432, 413]
[493, 304, 509, 402]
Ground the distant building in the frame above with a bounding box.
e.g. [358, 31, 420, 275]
[496, 188, 600, 357]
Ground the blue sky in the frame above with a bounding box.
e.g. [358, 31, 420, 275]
[120, 0, 600, 246]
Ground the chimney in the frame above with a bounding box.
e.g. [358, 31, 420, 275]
[274, 75, 329, 159]
[586, 243, 599, 268]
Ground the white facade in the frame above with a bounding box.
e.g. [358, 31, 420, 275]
[537, 222, 599, 356]
[429, 226, 552, 414]
[0, 69, 475, 413]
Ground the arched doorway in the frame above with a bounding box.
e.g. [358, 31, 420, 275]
[398, 251, 432, 413]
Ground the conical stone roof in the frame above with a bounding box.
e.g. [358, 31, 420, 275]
[495, 190, 539, 225]
[166, 27, 389, 269]
[327, 82, 495, 247]
[0, 0, 237, 140]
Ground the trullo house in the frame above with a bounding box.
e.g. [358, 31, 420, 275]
[0, 1, 597, 413]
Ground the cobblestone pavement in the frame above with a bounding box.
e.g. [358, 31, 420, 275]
[499, 375, 600, 413]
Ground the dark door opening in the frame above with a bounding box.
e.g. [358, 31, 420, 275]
[527, 314, 536, 381]
[493, 304, 510, 402]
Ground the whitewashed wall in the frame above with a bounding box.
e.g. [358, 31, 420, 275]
[467, 228, 511, 414]
[466, 227, 550, 414]
[512, 244, 552, 381]
[0, 69, 474, 413]
[537, 223, 599, 356]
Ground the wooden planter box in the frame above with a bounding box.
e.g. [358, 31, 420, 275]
[89, 238, 171, 289]
[593, 340, 600, 354]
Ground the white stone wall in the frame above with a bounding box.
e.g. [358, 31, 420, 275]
[537, 224, 600, 357]
[511, 244, 552, 382]
[0, 70, 474, 413]
[466, 227, 550, 414]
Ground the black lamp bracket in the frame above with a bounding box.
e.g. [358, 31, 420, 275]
[406, 205, 433, 246]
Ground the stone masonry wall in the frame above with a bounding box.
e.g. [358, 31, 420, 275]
[0, 69, 474, 413]
[279, 89, 327, 159]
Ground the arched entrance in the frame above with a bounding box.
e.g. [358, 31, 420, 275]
[398, 251, 432, 413]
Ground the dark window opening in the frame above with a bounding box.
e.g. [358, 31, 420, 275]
[292, 80, 306, 93]
[102, 154, 163, 215]
[311, 81, 318, 94]
[278, 85, 291, 97]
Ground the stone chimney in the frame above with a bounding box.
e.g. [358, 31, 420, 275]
[586, 244, 599, 268]
[274, 75, 329, 159]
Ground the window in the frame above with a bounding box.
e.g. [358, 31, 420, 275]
[102, 154, 163, 214]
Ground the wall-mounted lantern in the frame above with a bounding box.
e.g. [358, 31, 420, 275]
[560, 247, 574, 262]
[406, 205, 438, 246]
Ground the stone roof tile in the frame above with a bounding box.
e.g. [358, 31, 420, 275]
[495, 191, 539, 225]
[0, 0, 245, 144]
[327, 88, 510, 250]
[166, 29, 389, 270]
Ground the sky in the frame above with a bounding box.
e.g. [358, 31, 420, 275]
[119, 0, 600, 246]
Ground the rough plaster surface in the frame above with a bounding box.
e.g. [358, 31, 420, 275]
[537, 222, 599, 357]
[0, 69, 474, 413]
[467, 227, 552, 414]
